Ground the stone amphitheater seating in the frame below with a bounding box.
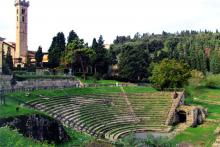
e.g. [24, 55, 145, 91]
[27, 92, 173, 141]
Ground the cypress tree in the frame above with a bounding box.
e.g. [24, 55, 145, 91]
[67, 30, 78, 45]
[48, 32, 66, 68]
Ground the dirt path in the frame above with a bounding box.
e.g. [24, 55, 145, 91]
[120, 87, 139, 122]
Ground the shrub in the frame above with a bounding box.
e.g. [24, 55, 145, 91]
[149, 58, 191, 90]
[188, 70, 205, 88]
[205, 74, 220, 88]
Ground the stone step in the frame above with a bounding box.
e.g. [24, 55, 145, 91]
[212, 143, 220, 147]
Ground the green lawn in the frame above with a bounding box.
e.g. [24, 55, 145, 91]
[76, 76, 125, 84]
[123, 86, 157, 93]
[170, 122, 218, 147]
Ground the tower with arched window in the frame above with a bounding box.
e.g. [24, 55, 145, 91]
[15, 0, 29, 66]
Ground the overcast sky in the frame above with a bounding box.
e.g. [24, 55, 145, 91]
[0, 0, 220, 52]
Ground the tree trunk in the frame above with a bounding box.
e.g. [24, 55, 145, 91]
[94, 65, 97, 75]
[79, 56, 86, 80]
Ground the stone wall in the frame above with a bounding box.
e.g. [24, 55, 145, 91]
[0, 75, 12, 89]
[175, 105, 207, 127]
[0, 114, 70, 143]
[0, 76, 79, 90]
[14, 79, 79, 89]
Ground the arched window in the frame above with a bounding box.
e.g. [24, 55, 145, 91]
[22, 9, 25, 14]
[22, 16, 25, 22]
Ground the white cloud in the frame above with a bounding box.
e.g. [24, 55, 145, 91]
[0, 0, 220, 52]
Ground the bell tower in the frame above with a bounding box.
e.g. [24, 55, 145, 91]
[15, 0, 29, 64]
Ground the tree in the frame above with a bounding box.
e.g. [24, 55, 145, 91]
[148, 39, 164, 53]
[48, 32, 66, 68]
[165, 38, 179, 59]
[91, 38, 98, 50]
[67, 30, 78, 45]
[26, 52, 31, 68]
[73, 48, 96, 80]
[5, 47, 13, 71]
[119, 42, 150, 82]
[62, 37, 85, 68]
[149, 58, 191, 89]
[35, 46, 44, 67]
[113, 36, 131, 44]
[210, 50, 220, 74]
[2, 50, 10, 75]
[197, 49, 207, 73]
[93, 35, 109, 75]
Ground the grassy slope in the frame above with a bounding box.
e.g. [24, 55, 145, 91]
[0, 127, 92, 147]
[0, 96, 39, 119]
[0, 127, 53, 147]
[76, 76, 125, 84]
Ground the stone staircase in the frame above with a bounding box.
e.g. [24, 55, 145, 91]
[120, 87, 139, 122]
[165, 92, 185, 125]
[213, 127, 220, 147]
[212, 136, 220, 147]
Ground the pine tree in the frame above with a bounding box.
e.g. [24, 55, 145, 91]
[198, 49, 207, 73]
[48, 32, 66, 68]
[67, 30, 78, 45]
[97, 35, 104, 50]
[35, 46, 44, 67]
[119, 42, 150, 82]
[91, 38, 98, 50]
[5, 47, 13, 70]
[93, 35, 109, 75]
[210, 50, 220, 74]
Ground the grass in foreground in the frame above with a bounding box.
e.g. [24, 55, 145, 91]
[0, 127, 52, 147]
[0, 126, 93, 147]
[170, 122, 218, 147]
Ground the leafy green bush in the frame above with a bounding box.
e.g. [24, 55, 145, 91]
[150, 58, 191, 90]
[205, 74, 220, 88]
[188, 70, 205, 88]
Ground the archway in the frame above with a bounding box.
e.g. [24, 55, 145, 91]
[177, 110, 186, 123]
